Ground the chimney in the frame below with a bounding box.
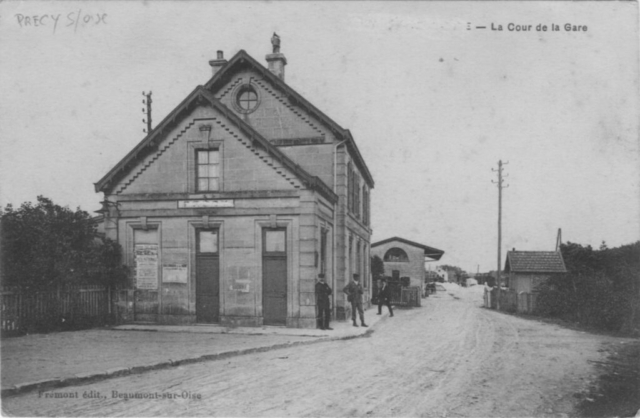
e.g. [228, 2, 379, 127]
[266, 33, 287, 80]
[209, 50, 227, 76]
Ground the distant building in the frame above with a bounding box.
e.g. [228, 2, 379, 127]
[504, 250, 567, 293]
[424, 269, 440, 282]
[371, 237, 444, 293]
[94, 38, 373, 328]
[435, 267, 450, 283]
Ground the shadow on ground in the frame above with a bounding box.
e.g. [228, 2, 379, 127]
[576, 339, 640, 418]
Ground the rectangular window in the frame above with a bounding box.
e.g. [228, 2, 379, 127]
[197, 230, 219, 254]
[356, 241, 362, 284]
[363, 187, 369, 226]
[364, 189, 371, 225]
[196, 149, 220, 192]
[351, 170, 356, 214]
[348, 236, 353, 279]
[134, 229, 158, 245]
[320, 229, 327, 275]
[355, 176, 360, 219]
[264, 229, 286, 253]
[347, 162, 353, 213]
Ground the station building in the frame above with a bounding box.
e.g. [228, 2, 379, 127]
[95, 38, 374, 328]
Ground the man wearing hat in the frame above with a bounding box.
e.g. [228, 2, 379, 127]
[376, 278, 394, 317]
[343, 274, 368, 327]
[315, 274, 333, 330]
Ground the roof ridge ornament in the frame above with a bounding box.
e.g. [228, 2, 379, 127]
[266, 33, 286, 80]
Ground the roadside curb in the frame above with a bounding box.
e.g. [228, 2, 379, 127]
[1, 318, 383, 398]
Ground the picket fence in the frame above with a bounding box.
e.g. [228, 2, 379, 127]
[375, 284, 422, 307]
[484, 287, 537, 314]
[1, 285, 113, 335]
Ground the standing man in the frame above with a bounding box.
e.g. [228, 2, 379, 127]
[315, 274, 333, 330]
[376, 278, 394, 317]
[343, 274, 368, 327]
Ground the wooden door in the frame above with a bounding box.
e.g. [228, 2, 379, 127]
[196, 229, 220, 323]
[262, 228, 287, 326]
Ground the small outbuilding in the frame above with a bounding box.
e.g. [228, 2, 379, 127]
[505, 250, 567, 293]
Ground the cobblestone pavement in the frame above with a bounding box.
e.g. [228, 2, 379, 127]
[1, 306, 382, 393]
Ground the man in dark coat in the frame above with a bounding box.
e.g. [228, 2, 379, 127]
[343, 274, 368, 327]
[315, 274, 333, 330]
[376, 278, 394, 316]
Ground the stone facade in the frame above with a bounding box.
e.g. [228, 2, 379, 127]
[95, 46, 373, 328]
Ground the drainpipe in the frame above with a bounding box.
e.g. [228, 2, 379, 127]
[333, 139, 347, 320]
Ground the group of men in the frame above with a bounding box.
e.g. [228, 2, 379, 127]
[315, 273, 394, 330]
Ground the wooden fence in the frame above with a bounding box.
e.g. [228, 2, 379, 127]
[1, 285, 113, 335]
[388, 285, 421, 307]
[372, 284, 422, 308]
[484, 287, 537, 314]
[399, 287, 422, 307]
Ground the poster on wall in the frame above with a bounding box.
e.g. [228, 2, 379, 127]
[163, 264, 188, 283]
[135, 244, 158, 290]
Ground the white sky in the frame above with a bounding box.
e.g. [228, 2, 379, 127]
[1, 1, 638, 273]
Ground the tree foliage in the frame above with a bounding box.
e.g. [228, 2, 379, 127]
[535, 241, 640, 334]
[475, 272, 495, 286]
[371, 255, 385, 280]
[439, 265, 463, 273]
[1, 196, 128, 289]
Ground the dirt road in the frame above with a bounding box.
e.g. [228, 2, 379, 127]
[2, 286, 622, 417]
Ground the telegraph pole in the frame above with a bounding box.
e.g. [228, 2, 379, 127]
[142, 91, 153, 134]
[492, 160, 508, 310]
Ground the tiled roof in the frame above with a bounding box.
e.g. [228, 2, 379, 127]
[505, 251, 567, 273]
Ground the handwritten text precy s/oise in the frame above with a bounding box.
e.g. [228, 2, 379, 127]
[14, 11, 107, 34]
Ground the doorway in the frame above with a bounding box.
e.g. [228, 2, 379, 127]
[195, 229, 220, 323]
[262, 228, 287, 325]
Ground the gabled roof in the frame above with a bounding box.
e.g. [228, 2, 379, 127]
[371, 236, 445, 261]
[204, 50, 374, 188]
[505, 251, 567, 274]
[94, 87, 337, 203]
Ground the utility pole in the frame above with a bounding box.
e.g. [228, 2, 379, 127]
[142, 91, 153, 134]
[492, 160, 508, 310]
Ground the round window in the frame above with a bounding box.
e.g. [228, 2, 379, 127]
[235, 85, 259, 113]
